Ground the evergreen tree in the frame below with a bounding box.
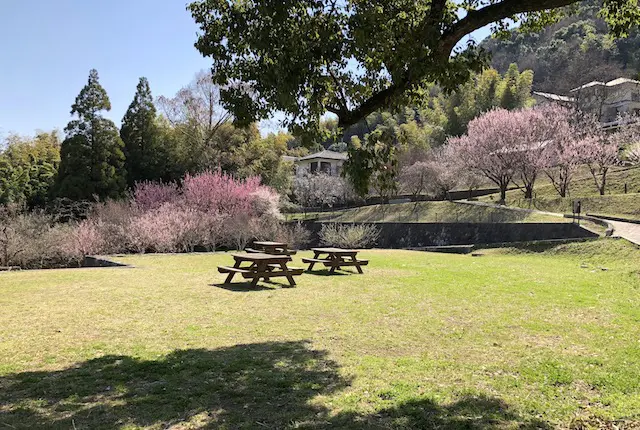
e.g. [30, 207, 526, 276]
[121, 77, 164, 186]
[55, 69, 126, 200]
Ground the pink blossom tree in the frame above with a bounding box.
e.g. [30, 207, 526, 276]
[398, 161, 435, 200]
[133, 181, 180, 211]
[529, 105, 586, 198]
[448, 108, 524, 203]
[613, 116, 640, 165]
[510, 107, 553, 199]
[579, 115, 620, 196]
[430, 145, 461, 200]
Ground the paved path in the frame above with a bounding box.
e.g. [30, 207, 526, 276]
[606, 220, 640, 246]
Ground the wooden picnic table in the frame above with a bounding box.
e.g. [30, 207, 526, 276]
[218, 252, 303, 287]
[303, 247, 369, 274]
[246, 241, 297, 256]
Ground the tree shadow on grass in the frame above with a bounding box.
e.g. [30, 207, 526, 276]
[0, 340, 551, 429]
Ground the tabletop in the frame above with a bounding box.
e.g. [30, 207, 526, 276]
[311, 248, 358, 254]
[253, 241, 287, 247]
[232, 252, 291, 261]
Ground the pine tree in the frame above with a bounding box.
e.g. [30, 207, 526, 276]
[55, 69, 126, 200]
[120, 77, 164, 186]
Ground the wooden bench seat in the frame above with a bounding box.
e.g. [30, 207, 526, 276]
[218, 266, 253, 275]
[241, 268, 304, 278]
[322, 260, 369, 267]
[302, 257, 331, 264]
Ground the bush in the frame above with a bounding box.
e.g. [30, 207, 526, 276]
[0, 171, 287, 268]
[0, 206, 81, 269]
[319, 223, 379, 249]
[275, 221, 313, 250]
[89, 200, 137, 254]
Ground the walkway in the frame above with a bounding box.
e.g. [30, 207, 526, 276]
[606, 220, 640, 246]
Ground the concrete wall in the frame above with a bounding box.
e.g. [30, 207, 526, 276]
[300, 222, 598, 248]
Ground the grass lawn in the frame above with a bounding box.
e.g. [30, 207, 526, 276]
[287, 201, 567, 224]
[499, 194, 640, 222]
[1, 240, 639, 429]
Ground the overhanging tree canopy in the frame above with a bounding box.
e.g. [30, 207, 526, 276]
[188, 0, 639, 134]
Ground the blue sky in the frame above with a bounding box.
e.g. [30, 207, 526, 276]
[0, 0, 210, 137]
[0, 1, 492, 138]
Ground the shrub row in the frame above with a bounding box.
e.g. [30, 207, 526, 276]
[1, 171, 312, 269]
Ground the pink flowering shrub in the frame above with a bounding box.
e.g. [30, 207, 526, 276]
[133, 181, 180, 211]
[4, 171, 285, 268]
[125, 171, 282, 253]
[62, 220, 106, 262]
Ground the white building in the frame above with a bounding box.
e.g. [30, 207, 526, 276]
[534, 77, 640, 130]
[285, 150, 348, 176]
[571, 78, 640, 129]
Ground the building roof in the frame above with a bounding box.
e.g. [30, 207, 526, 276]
[297, 150, 348, 162]
[532, 91, 575, 103]
[570, 81, 605, 92]
[606, 77, 640, 87]
[570, 78, 640, 92]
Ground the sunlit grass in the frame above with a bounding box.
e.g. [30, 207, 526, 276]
[1, 239, 639, 429]
[288, 200, 567, 223]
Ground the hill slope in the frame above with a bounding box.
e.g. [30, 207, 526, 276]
[482, 0, 640, 94]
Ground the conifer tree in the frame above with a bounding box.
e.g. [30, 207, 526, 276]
[55, 69, 126, 200]
[121, 77, 163, 186]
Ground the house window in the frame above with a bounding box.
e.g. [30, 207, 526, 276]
[310, 162, 318, 173]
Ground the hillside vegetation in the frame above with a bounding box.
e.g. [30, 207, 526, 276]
[483, 0, 640, 94]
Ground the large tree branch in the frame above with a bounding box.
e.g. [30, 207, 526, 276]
[338, 84, 401, 127]
[439, 0, 577, 54]
[333, 0, 581, 128]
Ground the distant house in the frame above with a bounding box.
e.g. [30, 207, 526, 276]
[571, 78, 640, 129]
[533, 77, 640, 130]
[284, 150, 348, 177]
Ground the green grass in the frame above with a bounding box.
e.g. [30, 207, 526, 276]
[1, 240, 639, 429]
[288, 201, 567, 223]
[499, 193, 640, 221]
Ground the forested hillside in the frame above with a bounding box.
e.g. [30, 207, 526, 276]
[482, 0, 640, 94]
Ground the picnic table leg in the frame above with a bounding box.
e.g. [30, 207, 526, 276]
[307, 251, 321, 271]
[279, 261, 297, 287]
[329, 255, 339, 273]
[250, 262, 266, 288]
[351, 255, 364, 274]
[224, 259, 242, 284]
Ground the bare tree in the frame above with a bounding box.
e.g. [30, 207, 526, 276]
[157, 70, 232, 150]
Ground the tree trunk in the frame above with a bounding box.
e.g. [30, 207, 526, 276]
[599, 168, 607, 196]
[524, 184, 533, 200]
[499, 187, 506, 204]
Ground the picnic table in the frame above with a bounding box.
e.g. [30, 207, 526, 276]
[246, 241, 297, 256]
[302, 248, 369, 274]
[218, 252, 303, 287]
